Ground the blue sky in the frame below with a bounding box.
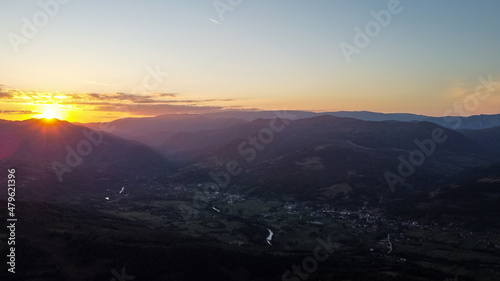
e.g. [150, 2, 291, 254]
[1, 0, 500, 121]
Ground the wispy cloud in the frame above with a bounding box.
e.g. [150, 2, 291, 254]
[157, 93, 177, 97]
[97, 104, 224, 115]
[0, 109, 38, 115]
[0, 92, 13, 98]
[442, 79, 469, 100]
[0, 87, 243, 116]
[82, 79, 118, 87]
[0, 89, 220, 105]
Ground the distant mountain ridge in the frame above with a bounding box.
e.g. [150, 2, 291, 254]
[81, 114, 247, 147]
[326, 111, 428, 122]
[80, 111, 500, 148]
[460, 125, 500, 160]
[2, 112, 499, 203]
[202, 110, 500, 130]
[167, 115, 490, 201]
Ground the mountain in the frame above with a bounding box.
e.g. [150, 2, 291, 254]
[386, 163, 500, 231]
[2, 115, 499, 280]
[205, 110, 500, 130]
[84, 112, 500, 143]
[3, 114, 495, 203]
[81, 114, 247, 147]
[460, 125, 500, 160]
[424, 114, 500, 130]
[167, 115, 489, 201]
[202, 110, 319, 121]
[80, 112, 500, 151]
[327, 111, 428, 122]
[327, 112, 500, 130]
[325, 112, 500, 130]
[0, 118, 173, 201]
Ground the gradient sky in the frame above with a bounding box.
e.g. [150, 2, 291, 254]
[1, 0, 500, 122]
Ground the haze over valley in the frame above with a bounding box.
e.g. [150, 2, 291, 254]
[2, 111, 500, 280]
[2, 1, 500, 280]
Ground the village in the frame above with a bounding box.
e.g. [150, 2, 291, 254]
[98, 181, 500, 259]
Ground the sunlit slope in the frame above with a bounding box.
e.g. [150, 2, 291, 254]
[0, 118, 173, 200]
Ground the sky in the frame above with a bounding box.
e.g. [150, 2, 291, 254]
[1, 0, 500, 122]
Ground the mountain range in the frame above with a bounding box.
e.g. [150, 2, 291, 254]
[2, 111, 499, 203]
[82, 111, 500, 147]
[0, 118, 172, 200]
[2, 111, 500, 280]
[163, 115, 491, 201]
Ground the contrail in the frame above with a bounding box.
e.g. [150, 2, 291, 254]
[209, 18, 222, 25]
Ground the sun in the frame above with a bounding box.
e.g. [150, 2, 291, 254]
[33, 103, 71, 121]
[39, 108, 61, 120]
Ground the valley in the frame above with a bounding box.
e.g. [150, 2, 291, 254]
[1, 112, 500, 280]
[3, 2, 500, 279]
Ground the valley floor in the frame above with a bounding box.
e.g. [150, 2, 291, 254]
[3, 183, 500, 281]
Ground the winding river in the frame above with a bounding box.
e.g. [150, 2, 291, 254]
[266, 228, 273, 245]
[209, 205, 273, 246]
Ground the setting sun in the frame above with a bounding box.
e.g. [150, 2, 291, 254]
[35, 104, 67, 120]
[40, 109, 60, 120]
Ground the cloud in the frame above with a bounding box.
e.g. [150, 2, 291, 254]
[75, 92, 179, 103]
[0, 85, 12, 98]
[131, 98, 234, 104]
[82, 79, 117, 87]
[85, 92, 145, 101]
[0, 92, 13, 98]
[96, 104, 224, 115]
[224, 105, 260, 110]
[0, 86, 245, 116]
[0, 89, 232, 105]
[157, 93, 177, 97]
[0, 109, 38, 115]
[442, 85, 468, 100]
